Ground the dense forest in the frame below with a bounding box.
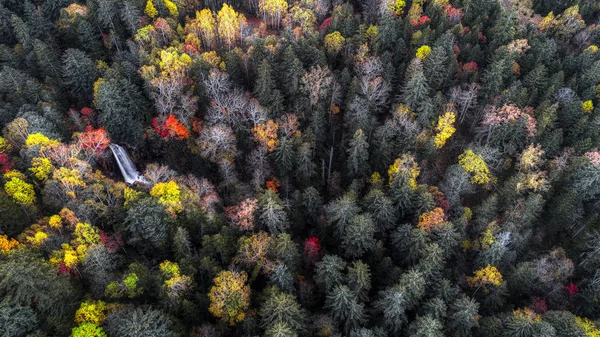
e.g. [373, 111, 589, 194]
[1, 0, 600, 336]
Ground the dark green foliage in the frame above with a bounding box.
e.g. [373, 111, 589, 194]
[125, 197, 170, 249]
[61, 48, 98, 105]
[260, 290, 306, 332]
[341, 214, 376, 258]
[315, 255, 347, 292]
[0, 299, 38, 337]
[0, 252, 78, 332]
[94, 66, 148, 147]
[105, 307, 174, 337]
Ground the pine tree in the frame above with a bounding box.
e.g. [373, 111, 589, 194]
[260, 290, 306, 331]
[62, 49, 98, 105]
[125, 197, 170, 249]
[314, 255, 347, 292]
[279, 46, 304, 103]
[93, 70, 148, 147]
[341, 214, 377, 259]
[255, 60, 283, 116]
[407, 315, 444, 337]
[105, 307, 174, 337]
[325, 285, 366, 332]
[0, 300, 38, 337]
[258, 189, 290, 234]
[347, 260, 371, 302]
[448, 295, 480, 337]
[326, 192, 361, 235]
[347, 129, 370, 178]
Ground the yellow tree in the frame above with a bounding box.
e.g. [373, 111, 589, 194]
[324, 31, 345, 55]
[29, 157, 53, 181]
[259, 0, 288, 28]
[193, 9, 217, 49]
[150, 180, 182, 213]
[433, 111, 456, 148]
[4, 171, 35, 205]
[252, 120, 279, 152]
[145, 0, 158, 18]
[458, 149, 495, 186]
[466, 265, 503, 292]
[208, 270, 251, 325]
[217, 4, 240, 50]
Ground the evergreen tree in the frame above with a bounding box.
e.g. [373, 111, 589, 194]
[62, 48, 97, 105]
[347, 129, 370, 179]
[315, 254, 347, 292]
[341, 214, 377, 259]
[260, 290, 306, 332]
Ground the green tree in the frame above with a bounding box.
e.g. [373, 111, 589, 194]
[125, 197, 170, 249]
[274, 136, 295, 177]
[341, 214, 377, 259]
[105, 307, 174, 337]
[0, 300, 38, 337]
[315, 254, 347, 292]
[260, 290, 306, 332]
[0, 252, 78, 332]
[325, 285, 366, 332]
[407, 315, 444, 337]
[255, 59, 283, 115]
[347, 260, 371, 302]
[448, 295, 480, 337]
[62, 48, 98, 105]
[347, 129, 370, 178]
[258, 189, 290, 234]
[326, 192, 360, 235]
[93, 69, 148, 147]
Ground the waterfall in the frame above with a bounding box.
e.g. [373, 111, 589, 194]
[109, 144, 149, 185]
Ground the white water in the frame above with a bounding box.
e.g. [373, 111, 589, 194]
[109, 144, 149, 185]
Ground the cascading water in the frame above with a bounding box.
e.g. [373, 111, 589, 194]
[109, 144, 149, 185]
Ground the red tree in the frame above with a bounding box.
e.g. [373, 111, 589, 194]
[304, 237, 321, 262]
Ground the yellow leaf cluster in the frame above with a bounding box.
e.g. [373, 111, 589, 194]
[0, 137, 10, 153]
[252, 120, 279, 152]
[513, 307, 542, 322]
[25, 133, 58, 148]
[582, 100, 594, 113]
[163, 0, 178, 16]
[389, 0, 406, 15]
[458, 149, 493, 185]
[467, 264, 503, 291]
[4, 177, 35, 205]
[324, 31, 345, 54]
[208, 270, 251, 325]
[150, 181, 182, 213]
[575, 317, 600, 337]
[388, 154, 420, 189]
[145, 0, 158, 18]
[416, 45, 432, 60]
[217, 4, 240, 49]
[29, 157, 53, 181]
[48, 215, 63, 229]
[75, 300, 108, 325]
[433, 112, 456, 148]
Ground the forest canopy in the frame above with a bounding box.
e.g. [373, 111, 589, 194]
[1, 0, 600, 336]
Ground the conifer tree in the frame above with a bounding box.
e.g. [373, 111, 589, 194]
[347, 129, 370, 178]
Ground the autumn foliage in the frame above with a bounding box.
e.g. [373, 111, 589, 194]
[417, 207, 446, 232]
[152, 115, 190, 140]
[208, 270, 251, 325]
